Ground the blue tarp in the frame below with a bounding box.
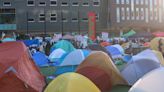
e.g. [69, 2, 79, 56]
[32, 51, 49, 66]
[23, 39, 40, 47]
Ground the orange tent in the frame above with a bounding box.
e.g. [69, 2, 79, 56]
[76, 51, 127, 92]
[0, 42, 45, 92]
[100, 42, 110, 47]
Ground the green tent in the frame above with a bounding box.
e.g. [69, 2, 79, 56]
[122, 29, 136, 38]
[51, 40, 76, 52]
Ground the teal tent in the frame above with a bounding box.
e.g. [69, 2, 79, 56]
[50, 40, 76, 53]
[122, 29, 136, 38]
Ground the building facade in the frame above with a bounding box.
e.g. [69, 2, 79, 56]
[1, 0, 163, 34]
[0, 0, 108, 33]
[109, 0, 164, 33]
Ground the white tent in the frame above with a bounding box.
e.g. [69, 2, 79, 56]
[60, 50, 85, 66]
[129, 67, 164, 92]
[49, 48, 66, 61]
[121, 49, 161, 85]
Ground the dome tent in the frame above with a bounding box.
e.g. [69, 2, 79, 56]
[150, 37, 164, 54]
[44, 72, 100, 92]
[48, 48, 66, 62]
[129, 67, 164, 92]
[121, 49, 161, 85]
[50, 40, 76, 53]
[60, 49, 89, 66]
[32, 51, 49, 67]
[76, 51, 127, 92]
[105, 45, 123, 59]
[0, 42, 45, 92]
[152, 50, 164, 66]
[54, 49, 90, 75]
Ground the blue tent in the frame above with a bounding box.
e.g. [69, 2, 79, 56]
[105, 46, 122, 59]
[23, 39, 40, 47]
[32, 51, 49, 67]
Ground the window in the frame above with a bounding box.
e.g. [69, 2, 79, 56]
[28, 18, 34, 22]
[50, 12, 57, 22]
[95, 14, 99, 21]
[39, 2, 46, 6]
[27, 0, 35, 6]
[82, 18, 88, 22]
[50, 0, 57, 6]
[61, 2, 68, 6]
[72, 18, 78, 22]
[136, 0, 139, 5]
[82, 2, 89, 6]
[121, 0, 124, 4]
[3, 2, 11, 6]
[116, 7, 120, 23]
[116, 0, 120, 4]
[39, 13, 45, 22]
[72, 2, 79, 6]
[93, 0, 100, 6]
[140, 0, 144, 5]
[62, 18, 68, 22]
[126, 0, 129, 4]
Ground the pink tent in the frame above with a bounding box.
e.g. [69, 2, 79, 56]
[152, 32, 164, 37]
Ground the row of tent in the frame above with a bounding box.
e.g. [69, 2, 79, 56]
[44, 67, 164, 92]
[44, 50, 164, 92]
[0, 37, 163, 92]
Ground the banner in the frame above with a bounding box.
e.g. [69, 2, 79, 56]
[88, 12, 96, 40]
[102, 32, 109, 40]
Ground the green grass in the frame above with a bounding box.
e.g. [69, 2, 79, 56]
[110, 85, 131, 92]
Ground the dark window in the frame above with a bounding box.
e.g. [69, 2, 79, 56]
[27, 0, 34, 5]
[28, 18, 34, 22]
[50, 0, 57, 5]
[39, 2, 46, 6]
[93, 0, 100, 6]
[61, 2, 68, 6]
[62, 18, 67, 22]
[39, 17, 45, 21]
[82, 18, 88, 21]
[3, 2, 11, 6]
[40, 14, 45, 17]
[72, 2, 79, 6]
[51, 17, 57, 21]
[72, 18, 78, 22]
[51, 14, 56, 16]
[83, 2, 89, 6]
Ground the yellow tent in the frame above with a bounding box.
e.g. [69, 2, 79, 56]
[152, 50, 164, 66]
[150, 37, 164, 52]
[121, 42, 129, 49]
[76, 51, 128, 86]
[44, 73, 100, 92]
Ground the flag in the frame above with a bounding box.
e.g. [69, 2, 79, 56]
[88, 12, 96, 40]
